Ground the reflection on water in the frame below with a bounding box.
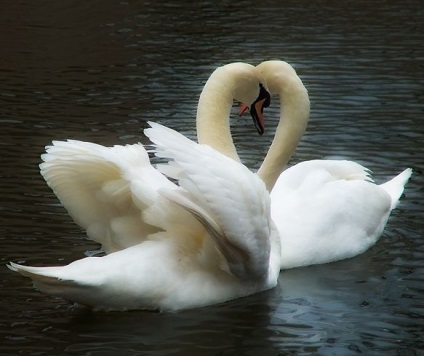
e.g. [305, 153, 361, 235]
[1, 0, 423, 355]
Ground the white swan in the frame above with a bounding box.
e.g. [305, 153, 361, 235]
[213, 60, 412, 269]
[256, 60, 412, 269]
[8, 63, 279, 311]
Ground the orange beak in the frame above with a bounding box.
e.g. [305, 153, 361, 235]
[238, 84, 271, 135]
[251, 98, 267, 134]
[238, 103, 249, 116]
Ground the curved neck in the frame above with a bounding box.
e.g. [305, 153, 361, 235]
[258, 76, 310, 191]
[196, 73, 240, 161]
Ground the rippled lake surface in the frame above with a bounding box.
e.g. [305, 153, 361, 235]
[1, 1, 423, 355]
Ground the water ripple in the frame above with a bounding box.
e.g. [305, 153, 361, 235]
[1, 0, 423, 355]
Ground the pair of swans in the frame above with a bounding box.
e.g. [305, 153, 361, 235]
[241, 61, 412, 269]
[9, 61, 411, 311]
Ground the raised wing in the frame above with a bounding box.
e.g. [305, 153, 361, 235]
[40, 140, 175, 253]
[145, 122, 276, 281]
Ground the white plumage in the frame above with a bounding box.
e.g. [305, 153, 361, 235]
[8, 63, 279, 311]
[224, 61, 412, 269]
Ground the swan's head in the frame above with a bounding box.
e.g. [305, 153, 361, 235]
[248, 83, 271, 135]
[255, 60, 301, 95]
[238, 83, 271, 135]
[220, 63, 271, 135]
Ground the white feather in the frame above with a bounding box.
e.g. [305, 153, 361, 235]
[9, 122, 280, 311]
[39, 140, 174, 253]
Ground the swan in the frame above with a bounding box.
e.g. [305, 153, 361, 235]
[21, 62, 268, 255]
[8, 63, 279, 311]
[216, 60, 412, 269]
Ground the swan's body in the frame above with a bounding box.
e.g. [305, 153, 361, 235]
[9, 122, 280, 311]
[255, 61, 412, 269]
[270, 160, 411, 269]
[202, 60, 412, 269]
[8, 63, 279, 311]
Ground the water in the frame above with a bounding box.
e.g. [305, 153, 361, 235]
[1, 0, 423, 354]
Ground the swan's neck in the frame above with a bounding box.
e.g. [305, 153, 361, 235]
[258, 76, 310, 191]
[196, 69, 240, 162]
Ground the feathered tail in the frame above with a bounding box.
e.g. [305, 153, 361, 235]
[7, 262, 79, 295]
[380, 168, 412, 210]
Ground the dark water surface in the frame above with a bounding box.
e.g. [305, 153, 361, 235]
[1, 1, 423, 355]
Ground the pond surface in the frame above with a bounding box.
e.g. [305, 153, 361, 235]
[1, 1, 423, 355]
